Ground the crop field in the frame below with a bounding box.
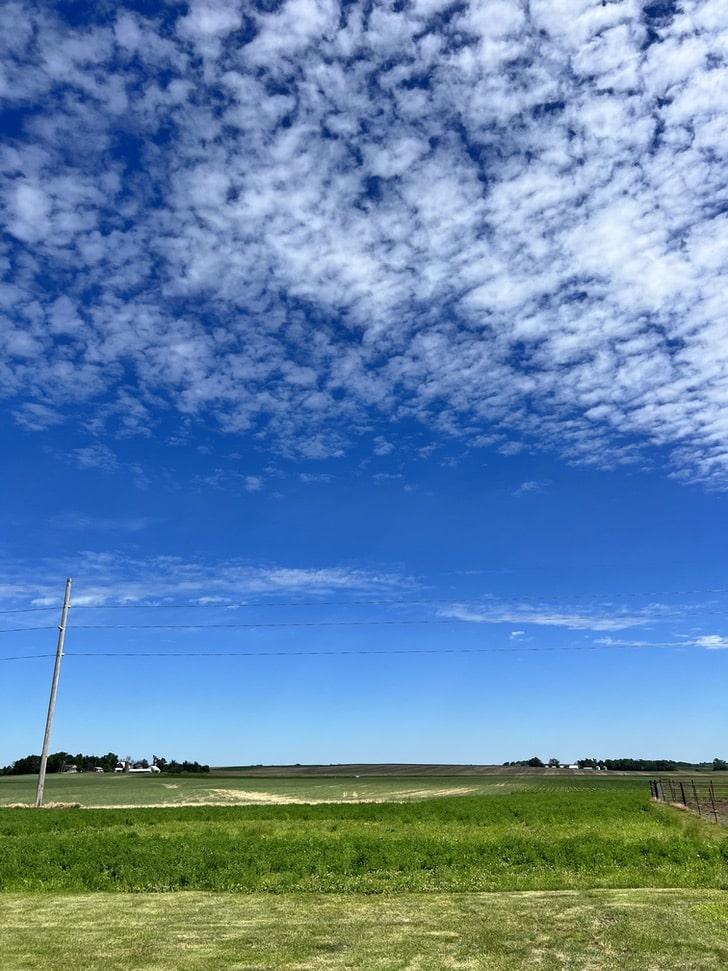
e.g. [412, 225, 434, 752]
[0, 770, 531, 808]
[1, 773, 727, 969]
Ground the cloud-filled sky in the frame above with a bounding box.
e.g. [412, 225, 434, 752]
[1, 0, 727, 767]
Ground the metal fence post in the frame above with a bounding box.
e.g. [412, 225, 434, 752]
[691, 781, 701, 818]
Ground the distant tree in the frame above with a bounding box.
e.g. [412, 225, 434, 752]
[2, 754, 41, 775]
[2, 750, 203, 775]
[527, 757, 544, 768]
[181, 760, 210, 773]
[547, 758, 560, 768]
[652, 760, 678, 773]
[47, 752, 69, 773]
[712, 758, 728, 771]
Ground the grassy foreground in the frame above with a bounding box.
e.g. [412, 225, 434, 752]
[1, 775, 726, 969]
[1, 889, 727, 970]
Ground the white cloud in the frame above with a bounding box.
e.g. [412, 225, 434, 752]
[373, 437, 395, 457]
[597, 634, 728, 651]
[442, 602, 669, 633]
[11, 403, 65, 431]
[299, 472, 334, 484]
[176, 0, 243, 61]
[0, 552, 413, 610]
[513, 480, 550, 497]
[51, 512, 153, 533]
[693, 634, 728, 650]
[0, 1, 727, 484]
[71, 444, 119, 472]
[178, 1, 241, 40]
[5, 180, 51, 242]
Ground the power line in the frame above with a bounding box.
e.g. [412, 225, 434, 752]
[0, 606, 60, 616]
[4, 608, 726, 636]
[0, 640, 698, 662]
[64, 642, 674, 656]
[0, 653, 56, 661]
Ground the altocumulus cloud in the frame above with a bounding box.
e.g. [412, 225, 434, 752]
[0, 551, 411, 607]
[1, 0, 727, 481]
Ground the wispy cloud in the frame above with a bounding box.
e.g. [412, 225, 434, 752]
[1, 2, 727, 483]
[50, 512, 154, 533]
[597, 634, 728, 651]
[71, 444, 119, 472]
[512, 480, 551, 497]
[299, 472, 335, 484]
[373, 437, 395, 457]
[441, 601, 674, 633]
[0, 552, 414, 609]
[693, 634, 728, 650]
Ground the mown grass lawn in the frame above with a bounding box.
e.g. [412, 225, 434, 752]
[1, 889, 727, 970]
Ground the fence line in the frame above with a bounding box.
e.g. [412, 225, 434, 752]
[650, 778, 728, 824]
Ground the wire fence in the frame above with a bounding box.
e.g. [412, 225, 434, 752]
[650, 778, 728, 825]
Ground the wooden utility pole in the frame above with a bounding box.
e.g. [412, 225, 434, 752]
[35, 578, 72, 808]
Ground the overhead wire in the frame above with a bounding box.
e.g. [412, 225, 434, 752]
[1, 584, 726, 659]
[0, 608, 722, 635]
[0, 606, 60, 615]
[0, 641, 682, 661]
[0, 653, 56, 661]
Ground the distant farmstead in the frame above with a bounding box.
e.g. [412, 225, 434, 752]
[114, 760, 161, 774]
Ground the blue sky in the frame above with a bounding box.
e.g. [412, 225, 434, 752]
[1, 0, 727, 768]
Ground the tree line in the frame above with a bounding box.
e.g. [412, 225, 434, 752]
[1, 752, 210, 775]
[577, 757, 728, 772]
[502, 757, 728, 772]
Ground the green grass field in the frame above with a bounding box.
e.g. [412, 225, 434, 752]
[2, 889, 727, 970]
[1, 773, 727, 969]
